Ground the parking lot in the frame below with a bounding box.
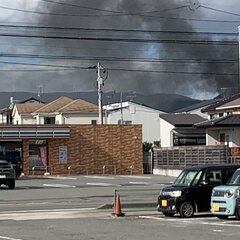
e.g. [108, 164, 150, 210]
[0, 175, 239, 240]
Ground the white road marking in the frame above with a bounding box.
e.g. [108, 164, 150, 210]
[140, 215, 240, 228]
[120, 175, 152, 179]
[0, 209, 107, 221]
[84, 176, 115, 180]
[45, 176, 77, 180]
[213, 229, 224, 232]
[0, 236, 23, 240]
[86, 182, 120, 187]
[129, 182, 151, 185]
[43, 184, 76, 188]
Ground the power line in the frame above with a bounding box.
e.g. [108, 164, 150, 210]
[0, 60, 237, 76]
[0, 24, 237, 35]
[0, 32, 237, 45]
[0, 53, 238, 63]
[1, 4, 240, 23]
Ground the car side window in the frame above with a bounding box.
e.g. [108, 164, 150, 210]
[202, 169, 222, 185]
[192, 171, 202, 186]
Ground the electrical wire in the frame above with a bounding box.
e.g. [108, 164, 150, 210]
[0, 60, 237, 76]
[0, 24, 237, 35]
[1, 4, 240, 23]
[0, 32, 237, 45]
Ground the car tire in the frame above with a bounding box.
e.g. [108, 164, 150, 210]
[8, 180, 15, 189]
[235, 207, 240, 220]
[179, 202, 194, 218]
[217, 215, 228, 220]
[162, 212, 174, 217]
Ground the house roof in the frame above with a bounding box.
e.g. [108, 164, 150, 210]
[58, 99, 98, 113]
[202, 94, 240, 113]
[159, 113, 205, 126]
[104, 101, 165, 113]
[34, 96, 73, 113]
[175, 98, 220, 113]
[195, 114, 240, 128]
[216, 98, 240, 110]
[15, 102, 45, 114]
[20, 97, 46, 104]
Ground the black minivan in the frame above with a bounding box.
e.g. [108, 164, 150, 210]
[157, 164, 240, 218]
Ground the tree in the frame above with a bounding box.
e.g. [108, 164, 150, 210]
[143, 142, 153, 152]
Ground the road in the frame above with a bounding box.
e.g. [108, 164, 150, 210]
[0, 174, 239, 240]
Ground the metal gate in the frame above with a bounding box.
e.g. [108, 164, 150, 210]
[143, 152, 153, 174]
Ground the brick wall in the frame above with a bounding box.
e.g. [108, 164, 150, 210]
[26, 124, 143, 175]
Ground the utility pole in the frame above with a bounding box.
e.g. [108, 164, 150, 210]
[97, 63, 104, 124]
[238, 26, 240, 94]
[88, 63, 108, 124]
[120, 91, 123, 124]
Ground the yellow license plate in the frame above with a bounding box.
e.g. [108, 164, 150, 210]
[213, 203, 219, 212]
[162, 200, 167, 207]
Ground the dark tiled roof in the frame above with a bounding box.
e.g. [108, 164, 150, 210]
[175, 98, 221, 113]
[202, 94, 240, 113]
[195, 114, 240, 128]
[159, 113, 205, 126]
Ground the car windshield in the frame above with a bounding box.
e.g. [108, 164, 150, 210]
[227, 169, 240, 185]
[172, 169, 200, 186]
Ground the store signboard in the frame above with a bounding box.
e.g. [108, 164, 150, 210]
[59, 145, 68, 163]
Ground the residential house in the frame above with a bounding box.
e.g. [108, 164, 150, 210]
[12, 96, 99, 125]
[104, 101, 165, 143]
[175, 98, 221, 119]
[159, 113, 206, 147]
[195, 94, 240, 156]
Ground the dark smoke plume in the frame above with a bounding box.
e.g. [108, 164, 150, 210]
[36, 0, 238, 99]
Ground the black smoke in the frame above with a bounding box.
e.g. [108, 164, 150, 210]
[35, 0, 239, 99]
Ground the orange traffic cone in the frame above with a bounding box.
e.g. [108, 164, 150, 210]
[112, 193, 125, 217]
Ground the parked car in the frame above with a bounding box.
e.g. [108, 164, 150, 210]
[157, 164, 240, 218]
[0, 160, 16, 189]
[0, 151, 22, 179]
[211, 168, 240, 219]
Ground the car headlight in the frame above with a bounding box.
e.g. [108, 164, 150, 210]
[236, 189, 240, 197]
[212, 189, 215, 196]
[170, 190, 182, 197]
[224, 189, 234, 198]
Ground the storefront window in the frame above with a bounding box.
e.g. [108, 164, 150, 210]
[29, 140, 48, 168]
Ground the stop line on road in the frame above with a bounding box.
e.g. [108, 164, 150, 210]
[139, 215, 240, 229]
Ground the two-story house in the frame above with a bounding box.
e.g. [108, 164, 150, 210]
[12, 96, 99, 125]
[104, 101, 165, 143]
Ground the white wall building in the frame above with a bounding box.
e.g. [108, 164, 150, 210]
[104, 101, 165, 143]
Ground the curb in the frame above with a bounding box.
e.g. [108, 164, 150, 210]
[97, 202, 156, 210]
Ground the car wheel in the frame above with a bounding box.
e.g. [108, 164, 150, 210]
[162, 212, 175, 217]
[217, 215, 228, 220]
[235, 207, 240, 220]
[8, 180, 15, 189]
[179, 202, 194, 218]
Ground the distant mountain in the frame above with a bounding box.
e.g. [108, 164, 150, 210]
[0, 91, 202, 113]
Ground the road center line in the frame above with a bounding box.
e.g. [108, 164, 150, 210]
[43, 184, 76, 188]
[84, 176, 115, 180]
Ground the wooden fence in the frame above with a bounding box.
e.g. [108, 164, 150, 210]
[153, 145, 233, 170]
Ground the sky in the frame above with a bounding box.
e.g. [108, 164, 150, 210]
[0, 0, 240, 100]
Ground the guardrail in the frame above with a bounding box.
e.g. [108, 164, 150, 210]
[68, 164, 89, 175]
[31, 166, 52, 175]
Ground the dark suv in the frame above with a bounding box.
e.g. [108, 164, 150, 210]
[0, 151, 21, 178]
[157, 164, 240, 218]
[0, 160, 16, 189]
